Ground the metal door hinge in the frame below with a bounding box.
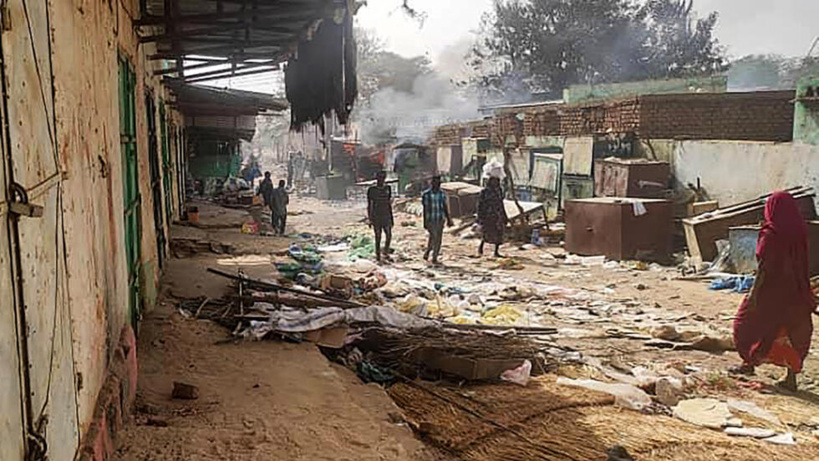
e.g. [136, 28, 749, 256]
[9, 183, 44, 218]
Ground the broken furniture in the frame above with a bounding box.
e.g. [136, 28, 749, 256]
[561, 174, 594, 208]
[565, 197, 673, 261]
[683, 186, 816, 262]
[729, 221, 819, 275]
[594, 158, 670, 198]
[440, 181, 483, 218]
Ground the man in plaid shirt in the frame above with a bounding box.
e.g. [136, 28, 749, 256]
[422, 175, 453, 264]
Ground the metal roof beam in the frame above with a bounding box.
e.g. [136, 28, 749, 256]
[182, 65, 279, 83]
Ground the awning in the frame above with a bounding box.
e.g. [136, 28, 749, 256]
[139, 0, 336, 83]
[167, 82, 287, 140]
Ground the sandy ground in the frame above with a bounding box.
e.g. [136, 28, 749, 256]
[112, 301, 432, 461]
[114, 193, 819, 460]
[113, 197, 437, 461]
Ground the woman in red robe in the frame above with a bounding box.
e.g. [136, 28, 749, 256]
[732, 191, 817, 391]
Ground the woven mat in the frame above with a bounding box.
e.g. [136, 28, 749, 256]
[389, 376, 819, 461]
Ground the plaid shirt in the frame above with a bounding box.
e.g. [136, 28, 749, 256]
[422, 188, 447, 224]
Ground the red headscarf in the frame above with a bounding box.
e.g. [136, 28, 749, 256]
[756, 191, 814, 311]
[734, 191, 815, 370]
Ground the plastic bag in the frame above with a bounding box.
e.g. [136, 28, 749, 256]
[501, 360, 532, 386]
[482, 159, 506, 180]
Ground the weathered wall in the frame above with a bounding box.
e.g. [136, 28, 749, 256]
[0, 0, 188, 456]
[671, 140, 819, 208]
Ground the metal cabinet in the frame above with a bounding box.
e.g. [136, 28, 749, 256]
[565, 198, 673, 261]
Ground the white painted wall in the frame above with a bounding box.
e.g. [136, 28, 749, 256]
[671, 141, 819, 208]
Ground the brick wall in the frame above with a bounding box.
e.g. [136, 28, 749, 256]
[432, 119, 497, 147]
[432, 90, 795, 147]
[557, 99, 641, 136]
[637, 91, 795, 142]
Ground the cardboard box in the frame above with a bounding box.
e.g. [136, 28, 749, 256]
[303, 326, 349, 349]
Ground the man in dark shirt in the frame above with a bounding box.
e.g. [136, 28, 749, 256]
[422, 175, 453, 265]
[367, 171, 393, 262]
[258, 172, 275, 227]
[272, 180, 289, 235]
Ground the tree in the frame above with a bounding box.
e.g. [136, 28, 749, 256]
[471, 0, 726, 101]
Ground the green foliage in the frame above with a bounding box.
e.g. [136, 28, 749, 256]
[472, 0, 727, 100]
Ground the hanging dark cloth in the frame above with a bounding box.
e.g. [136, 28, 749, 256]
[285, 3, 357, 131]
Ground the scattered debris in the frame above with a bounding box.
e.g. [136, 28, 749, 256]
[725, 427, 776, 438]
[606, 445, 635, 461]
[500, 360, 532, 386]
[764, 432, 797, 446]
[556, 377, 652, 411]
[655, 377, 685, 406]
[672, 398, 734, 429]
[172, 382, 199, 400]
[727, 399, 782, 426]
[145, 417, 169, 428]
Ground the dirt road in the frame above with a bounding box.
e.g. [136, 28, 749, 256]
[113, 199, 436, 461]
[113, 194, 819, 460]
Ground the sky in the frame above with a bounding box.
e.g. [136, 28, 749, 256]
[210, 0, 819, 93]
[355, 0, 819, 63]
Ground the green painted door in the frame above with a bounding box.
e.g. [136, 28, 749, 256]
[118, 56, 142, 329]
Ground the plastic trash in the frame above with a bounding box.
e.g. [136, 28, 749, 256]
[764, 433, 796, 445]
[241, 221, 259, 234]
[501, 360, 532, 386]
[352, 258, 377, 273]
[709, 277, 737, 291]
[725, 427, 776, 439]
[531, 228, 541, 246]
[481, 304, 523, 324]
[556, 377, 652, 411]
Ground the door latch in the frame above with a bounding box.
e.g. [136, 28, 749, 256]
[9, 183, 44, 218]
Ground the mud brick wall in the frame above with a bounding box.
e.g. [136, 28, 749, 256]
[467, 119, 493, 139]
[558, 99, 641, 136]
[637, 91, 795, 142]
[433, 119, 497, 146]
[523, 108, 561, 136]
[432, 124, 465, 146]
[432, 90, 795, 148]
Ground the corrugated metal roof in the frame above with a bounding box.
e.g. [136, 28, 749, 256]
[139, 0, 337, 82]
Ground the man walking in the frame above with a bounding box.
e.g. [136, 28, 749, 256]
[272, 179, 289, 235]
[367, 171, 393, 262]
[258, 172, 276, 228]
[422, 175, 453, 265]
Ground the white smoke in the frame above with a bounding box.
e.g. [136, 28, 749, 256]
[357, 41, 481, 145]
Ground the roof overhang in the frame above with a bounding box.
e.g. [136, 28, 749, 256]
[166, 80, 287, 116]
[139, 0, 337, 83]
